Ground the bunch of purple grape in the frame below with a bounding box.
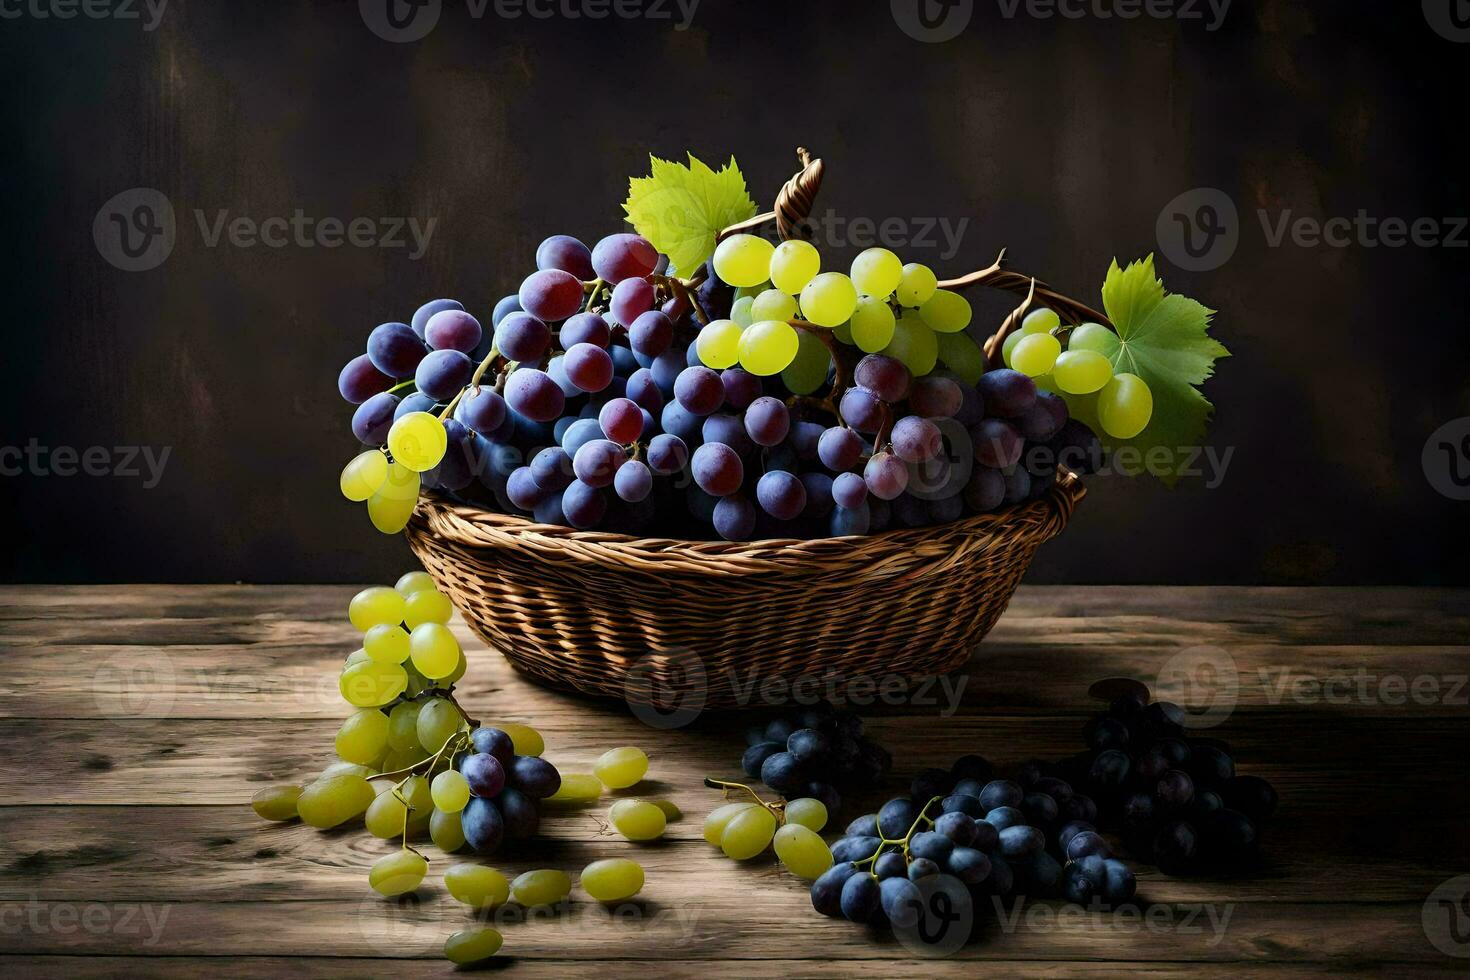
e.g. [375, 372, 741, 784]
[455, 725, 563, 855]
[739, 700, 893, 813]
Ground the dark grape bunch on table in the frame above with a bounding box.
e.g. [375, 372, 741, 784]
[740, 700, 893, 813]
[455, 725, 563, 855]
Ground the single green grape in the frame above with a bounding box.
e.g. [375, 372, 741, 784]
[496, 723, 544, 757]
[416, 697, 463, 753]
[546, 773, 602, 805]
[751, 288, 798, 322]
[387, 411, 448, 473]
[1002, 330, 1024, 367]
[918, 289, 972, 333]
[734, 282, 770, 300]
[444, 928, 503, 965]
[1021, 307, 1061, 335]
[365, 776, 431, 838]
[773, 824, 833, 879]
[409, 622, 460, 679]
[713, 234, 775, 288]
[511, 869, 571, 908]
[1068, 321, 1114, 353]
[936, 331, 985, 385]
[394, 570, 436, 595]
[340, 450, 388, 502]
[720, 805, 777, 860]
[318, 761, 377, 781]
[431, 770, 471, 813]
[730, 295, 755, 328]
[348, 587, 406, 632]
[896, 262, 938, 307]
[594, 746, 649, 789]
[336, 708, 391, 765]
[850, 247, 903, 298]
[369, 849, 428, 896]
[883, 313, 939, 376]
[832, 319, 853, 345]
[251, 784, 302, 822]
[850, 294, 897, 353]
[339, 660, 408, 708]
[609, 799, 666, 841]
[386, 701, 424, 752]
[780, 327, 832, 395]
[782, 797, 827, 832]
[800, 272, 859, 328]
[444, 863, 510, 908]
[695, 319, 743, 370]
[1053, 349, 1114, 394]
[651, 799, 682, 821]
[442, 650, 467, 685]
[368, 465, 420, 534]
[363, 624, 411, 664]
[296, 774, 374, 829]
[769, 239, 821, 295]
[703, 802, 757, 845]
[1011, 333, 1062, 377]
[430, 807, 466, 852]
[581, 858, 645, 903]
[343, 647, 371, 667]
[404, 589, 453, 628]
[738, 320, 800, 376]
[1097, 372, 1154, 439]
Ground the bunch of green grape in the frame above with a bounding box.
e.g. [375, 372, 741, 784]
[703, 792, 834, 880]
[1002, 308, 1154, 440]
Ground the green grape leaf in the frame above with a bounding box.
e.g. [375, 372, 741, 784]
[623, 154, 758, 278]
[1090, 255, 1230, 485]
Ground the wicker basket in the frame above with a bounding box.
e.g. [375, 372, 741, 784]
[405, 149, 1112, 708]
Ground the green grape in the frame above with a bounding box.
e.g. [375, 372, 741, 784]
[349, 586, 406, 631]
[1011, 333, 1061, 377]
[417, 697, 463, 753]
[394, 570, 436, 595]
[404, 589, 452, 629]
[594, 746, 649, 789]
[365, 776, 429, 838]
[936, 331, 985, 385]
[695, 319, 743, 369]
[896, 262, 938, 307]
[1068, 321, 1114, 353]
[883, 313, 939, 376]
[403, 776, 435, 822]
[409, 623, 460, 679]
[251, 784, 302, 822]
[444, 928, 503, 966]
[431, 770, 471, 813]
[651, 799, 682, 821]
[752, 288, 798, 322]
[340, 660, 408, 708]
[403, 661, 433, 698]
[850, 247, 903, 298]
[609, 799, 666, 841]
[918, 289, 972, 333]
[344, 648, 371, 668]
[444, 863, 510, 907]
[364, 624, 411, 664]
[769, 239, 821, 295]
[781, 327, 832, 395]
[1034, 373, 1061, 394]
[296, 774, 374, 829]
[430, 807, 466, 852]
[1002, 330, 1023, 366]
[382, 744, 430, 772]
[738, 320, 800, 376]
[546, 772, 602, 805]
[713, 234, 775, 288]
[832, 319, 853, 345]
[368, 463, 420, 534]
[387, 411, 448, 473]
[1021, 307, 1061, 335]
[800, 272, 859, 328]
[703, 802, 757, 844]
[720, 805, 777, 860]
[783, 797, 827, 832]
[850, 294, 897, 353]
[497, 723, 544, 757]
[318, 761, 377, 781]
[773, 824, 833, 879]
[369, 849, 428, 896]
[511, 869, 571, 908]
[1098, 373, 1154, 439]
[1053, 350, 1114, 394]
[442, 650, 468, 686]
[336, 708, 391, 765]
[731, 296, 755, 328]
[340, 450, 388, 501]
[735, 282, 770, 300]
[387, 701, 424, 751]
[581, 858, 645, 903]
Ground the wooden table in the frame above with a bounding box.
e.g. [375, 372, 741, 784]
[2, 585, 1467, 977]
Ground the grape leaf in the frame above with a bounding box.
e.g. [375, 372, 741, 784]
[1089, 255, 1230, 485]
[623, 154, 758, 278]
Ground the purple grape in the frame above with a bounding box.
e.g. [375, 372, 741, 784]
[497, 786, 541, 839]
[721, 368, 762, 410]
[829, 501, 871, 535]
[629, 311, 673, 357]
[338, 354, 392, 404]
[818, 426, 864, 472]
[560, 417, 604, 455]
[425, 309, 483, 354]
[702, 413, 754, 457]
[661, 402, 703, 445]
[652, 349, 685, 391]
[1019, 390, 1069, 441]
[561, 479, 607, 529]
[503, 368, 565, 422]
[507, 755, 562, 799]
[351, 392, 399, 445]
[789, 421, 824, 460]
[435, 420, 476, 490]
[626, 368, 663, 413]
[800, 472, 834, 516]
[560, 311, 610, 349]
[610, 277, 655, 327]
[529, 446, 574, 492]
[415, 349, 474, 400]
[461, 753, 506, 798]
[952, 378, 985, 427]
[713, 494, 757, 540]
[573, 439, 626, 488]
[614, 460, 653, 502]
[832, 471, 868, 509]
[839, 387, 884, 434]
[756, 470, 807, 520]
[854, 354, 912, 402]
[591, 233, 658, 283]
[675, 366, 725, 416]
[977, 368, 1038, 418]
[910, 376, 963, 418]
[971, 418, 1023, 468]
[519, 269, 584, 322]
[461, 796, 503, 855]
[964, 466, 1005, 512]
[890, 416, 942, 463]
[506, 466, 547, 510]
[563, 343, 614, 393]
[743, 397, 789, 446]
[609, 344, 640, 375]
[454, 386, 507, 434]
[490, 294, 521, 329]
[367, 322, 428, 378]
[691, 442, 743, 496]
[929, 493, 963, 523]
[395, 391, 438, 420]
[1002, 466, 1030, 504]
[598, 398, 644, 444]
[494, 312, 551, 363]
[1048, 419, 1103, 475]
[647, 434, 689, 475]
[412, 299, 464, 339]
[865, 452, 909, 500]
[545, 355, 579, 397]
[535, 234, 594, 278]
[686, 342, 705, 367]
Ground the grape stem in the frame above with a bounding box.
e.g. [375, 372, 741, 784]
[387, 379, 417, 395]
[437, 345, 504, 425]
[850, 795, 945, 877]
[649, 274, 710, 327]
[372, 726, 472, 783]
[703, 777, 787, 823]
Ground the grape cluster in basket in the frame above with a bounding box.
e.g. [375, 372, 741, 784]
[334, 226, 1108, 540]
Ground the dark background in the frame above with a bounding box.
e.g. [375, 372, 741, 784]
[0, 0, 1464, 584]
